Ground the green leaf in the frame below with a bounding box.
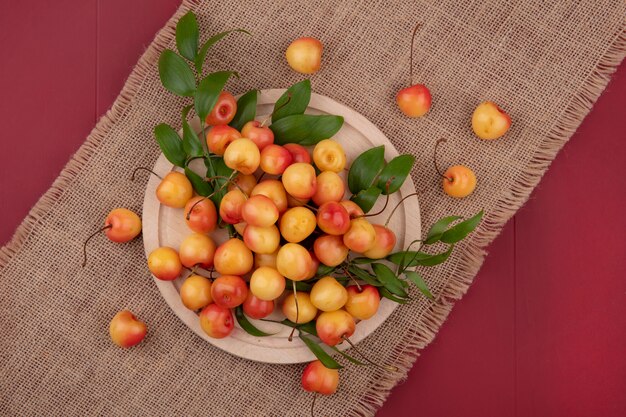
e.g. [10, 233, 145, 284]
[316, 264, 336, 277]
[175, 11, 199, 61]
[206, 157, 233, 207]
[285, 279, 313, 292]
[350, 186, 382, 213]
[424, 215, 462, 244]
[271, 114, 344, 146]
[195, 29, 251, 73]
[272, 79, 311, 122]
[194, 71, 237, 121]
[181, 104, 194, 126]
[351, 257, 376, 265]
[182, 120, 203, 158]
[387, 245, 454, 268]
[154, 123, 186, 167]
[371, 263, 407, 297]
[158, 50, 196, 97]
[379, 287, 410, 304]
[280, 319, 318, 336]
[229, 89, 258, 131]
[235, 306, 274, 337]
[440, 210, 484, 244]
[184, 167, 211, 196]
[347, 146, 385, 194]
[405, 271, 434, 299]
[299, 334, 343, 369]
[347, 265, 383, 287]
[330, 346, 368, 366]
[376, 154, 415, 195]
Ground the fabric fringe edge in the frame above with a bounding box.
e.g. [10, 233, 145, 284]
[0, 2, 623, 416]
[347, 24, 626, 417]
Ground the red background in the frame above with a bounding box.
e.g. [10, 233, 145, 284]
[1, 1, 624, 416]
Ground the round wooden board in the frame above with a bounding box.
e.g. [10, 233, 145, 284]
[142, 90, 421, 364]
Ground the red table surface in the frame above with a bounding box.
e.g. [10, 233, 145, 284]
[0, 2, 624, 416]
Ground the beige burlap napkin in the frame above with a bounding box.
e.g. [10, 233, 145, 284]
[1, 0, 624, 415]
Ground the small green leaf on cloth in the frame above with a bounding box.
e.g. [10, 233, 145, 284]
[154, 123, 186, 167]
[158, 50, 196, 97]
[175, 11, 199, 61]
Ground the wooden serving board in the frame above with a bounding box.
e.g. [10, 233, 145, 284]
[142, 90, 420, 364]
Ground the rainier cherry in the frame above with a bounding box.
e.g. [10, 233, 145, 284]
[219, 189, 247, 225]
[282, 292, 318, 324]
[362, 224, 396, 259]
[316, 201, 350, 235]
[109, 310, 147, 348]
[147, 247, 182, 281]
[213, 238, 253, 276]
[312, 139, 346, 173]
[254, 249, 279, 269]
[343, 218, 376, 253]
[206, 125, 241, 155]
[316, 310, 355, 346]
[180, 274, 213, 310]
[156, 172, 193, 208]
[251, 180, 289, 214]
[310, 276, 348, 312]
[282, 162, 317, 200]
[339, 200, 364, 218]
[243, 292, 275, 319]
[285, 37, 323, 74]
[205, 91, 237, 126]
[243, 224, 281, 254]
[211, 275, 248, 309]
[223, 138, 261, 175]
[279, 207, 317, 243]
[184, 196, 217, 234]
[228, 173, 257, 196]
[313, 234, 349, 267]
[472, 101, 511, 140]
[178, 233, 216, 269]
[434, 139, 477, 198]
[241, 195, 279, 227]
[241, 120, 274, 150]
[312, 171, 345, 206]
[345, 285, 380, 320]
[396, 24, 431, 117]
[301, 360, 339, 395]
[276, 243, 313, 281]
[199, 304, 234, 339]
[249, 266, 285, 301]
[283, 143, 311, 164]
[83, 208, 142, 266]
[260, 144, 293, 175]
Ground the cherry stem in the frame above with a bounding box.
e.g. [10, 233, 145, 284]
[355, 179, 393, 219]
[343, 268, 362, 292]
[383, 191, 420, 227]
[185, 174, 237, 220]
[342, 336, 399, 373]
[409, 22, 422, 86]
[434, 138, 453, 182]
[82, 224, 112, 268]
[260, 93, 292, 127]
[311, 392, 317, 417]
[288, 279, 299, 342]
[131, 166, 162, 181]
[303, 204, 318, 212]
[396, 239, 424, 275]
